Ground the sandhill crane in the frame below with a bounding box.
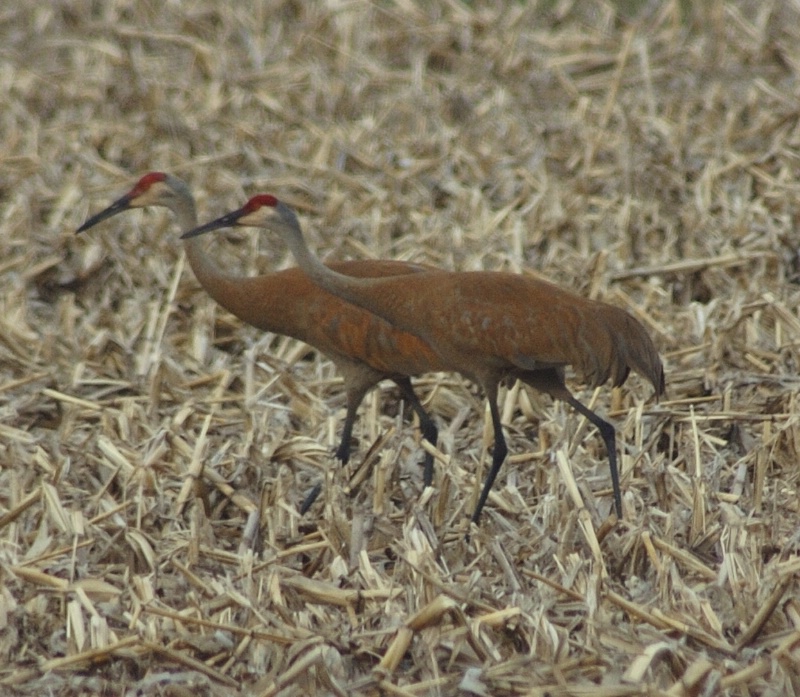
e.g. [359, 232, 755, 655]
[77, 173, 449, 483]
[183, 194, 665, 525]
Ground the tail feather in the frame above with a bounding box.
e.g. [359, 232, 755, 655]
[615, 310, 664, 397]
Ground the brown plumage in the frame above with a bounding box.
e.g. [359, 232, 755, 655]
[76, 173, 448, 481]
[183, 194, 665, 525]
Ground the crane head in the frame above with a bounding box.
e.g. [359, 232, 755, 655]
[181, 194, 288, 240]
[76, 171, 183, 233]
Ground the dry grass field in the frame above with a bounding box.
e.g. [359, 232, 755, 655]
[2, 0, 800, 694]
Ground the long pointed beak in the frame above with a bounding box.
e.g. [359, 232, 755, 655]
[76, 195, 133, 234]
[180, 207, 246, 239]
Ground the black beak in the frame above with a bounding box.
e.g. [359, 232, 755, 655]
[180, 208, 246, 239]
[76, 195, 133, 234]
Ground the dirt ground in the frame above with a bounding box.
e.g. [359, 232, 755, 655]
[2, 1, 800, 694]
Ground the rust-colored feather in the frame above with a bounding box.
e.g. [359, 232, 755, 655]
[206, 259, 447, 376]
[313, 269, 663, 400]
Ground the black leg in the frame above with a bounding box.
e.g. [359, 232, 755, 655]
[335, 386, 369, 464]
[299, 483, 322, 514]
[470, 384, 507, 526]
[516, 369, 622, 518]
[393, 377, 438, 486]
[563, 394, 621, 517]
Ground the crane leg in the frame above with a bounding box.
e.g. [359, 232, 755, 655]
[470, 386, 508, 526]
[393, 377, 438, 487]
[516, 370, 622, 518]
[563, 394, 622, 518]
[335, 386, 370, 464]
[298, 483, 323, 514]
